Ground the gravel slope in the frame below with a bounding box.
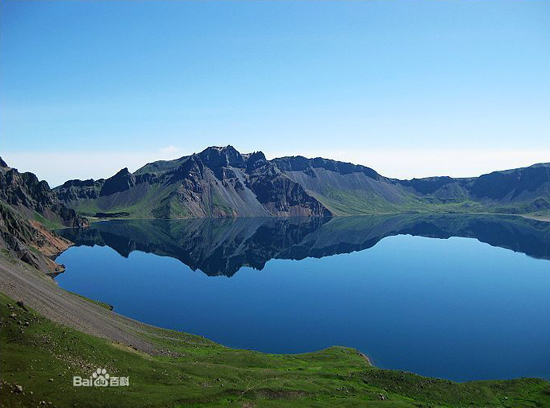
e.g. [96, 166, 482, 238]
[0, 257, 167, 355]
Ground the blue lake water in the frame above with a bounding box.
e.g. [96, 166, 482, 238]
[56, 215, 550, 382]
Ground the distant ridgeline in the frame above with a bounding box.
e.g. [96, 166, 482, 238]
[53, 146, 550, 219]
[58, 214, 550, 277]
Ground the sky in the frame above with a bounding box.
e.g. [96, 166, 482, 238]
[1, 0, 549, 186]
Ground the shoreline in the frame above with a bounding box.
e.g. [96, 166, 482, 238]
[5, 249, 547, 384]
[521, 214, 550, 222]
[75, 210, 550, 225]
[2, 253, 550, 407]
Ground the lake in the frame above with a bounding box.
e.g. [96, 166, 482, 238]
[56, 214, 550, 382]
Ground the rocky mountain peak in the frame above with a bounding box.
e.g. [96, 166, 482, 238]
[245, 151, 267, 163]
[198, 145, 246, 169]
[60, 179, 100, 189]
[100, 167, 136, 197]
[245, 151, 268, 172]
[115, 167, 131, 176]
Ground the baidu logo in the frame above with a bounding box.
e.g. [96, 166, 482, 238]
[73, 368, 129, 387]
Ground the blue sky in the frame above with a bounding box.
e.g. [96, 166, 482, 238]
[1, 0, 549, 186]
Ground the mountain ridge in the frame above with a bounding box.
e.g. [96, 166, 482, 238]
[52, 146, 550, 219]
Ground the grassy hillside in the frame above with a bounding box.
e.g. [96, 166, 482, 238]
[307, 188, 487, 216]
[68, 183, 180, 218]
[1, 292, 549, 408]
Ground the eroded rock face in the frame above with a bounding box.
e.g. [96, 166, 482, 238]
[0, 158, 88, 228]
[246, 161, 332, 217]
[55, 179, 104, 202]
[54, 146, 333, 219]
[0, 201, 72, 274]
[0, 158, 88, 273]
[199, 145, 246, 170]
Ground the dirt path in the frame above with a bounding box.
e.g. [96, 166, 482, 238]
[0, 258, 162, 354]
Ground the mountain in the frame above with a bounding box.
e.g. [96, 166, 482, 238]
[55, 146, 331, 218]
[58, 214, 550, 277]
[0, 158, 88, 273]
[1, 158, 88, 228]
[53, 146, 550, 219]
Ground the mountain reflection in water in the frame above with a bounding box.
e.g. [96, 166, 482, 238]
[58, 214, 550, 277]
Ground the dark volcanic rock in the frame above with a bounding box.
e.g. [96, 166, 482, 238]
[55, 179, 104, 202]
[246, 162, 332, 217]
[199, 145, 246, 170]
[470, 164, 550, 202]
[100, 168, 136, 196]
[0, 203, 72, 273]
[0, 157, 9, 169]
[245, 151, 268, 172]
[0, 157, 88, 228]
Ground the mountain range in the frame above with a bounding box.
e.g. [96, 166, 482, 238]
[52, 146, 550, 219]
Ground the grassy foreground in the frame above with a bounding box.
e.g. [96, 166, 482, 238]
[1, 293, 549, 408]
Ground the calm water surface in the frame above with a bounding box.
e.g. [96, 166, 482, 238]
[56, 215, 550, 381]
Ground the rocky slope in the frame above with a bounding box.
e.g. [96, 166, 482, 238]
[0, 204, 71, 274]
[467, 163, 550, 211]
[1, 158, 88, 228]
[53, 146, 550, 218]
[55, 146, 332, 218]
[0, 157, 88, 273]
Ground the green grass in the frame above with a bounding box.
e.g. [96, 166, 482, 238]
[311, 187, 490, 217]
[0, 202, 65, 230]
[63, 290, 114, 310]
[70, 184, 179, 219]
[211, 191, 236, 217]
[32, 212, 65, 230]
[1, 293, 549, 408]
[67, 199, 102, 217]
[0, 248, 18, 265]
[311, 188, 404, 215]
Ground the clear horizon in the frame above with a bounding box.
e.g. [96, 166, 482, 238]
[1, 0, 549, 186]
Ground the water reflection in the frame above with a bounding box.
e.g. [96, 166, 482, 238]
[58, 214, 550, 276]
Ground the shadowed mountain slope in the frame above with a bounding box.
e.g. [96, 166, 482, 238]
[1, 158, 88, 229]
[0, 157, 88, 273]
